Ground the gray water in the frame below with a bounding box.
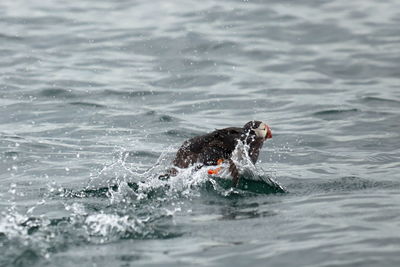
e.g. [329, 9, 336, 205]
[1, 0, 400, 266]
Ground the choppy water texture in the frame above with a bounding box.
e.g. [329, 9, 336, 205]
[1, 0, 400, 266]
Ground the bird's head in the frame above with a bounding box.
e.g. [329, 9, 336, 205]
[243, 120, 272, 140]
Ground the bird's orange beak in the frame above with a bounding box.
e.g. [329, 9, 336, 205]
[266, 125, 272, 139]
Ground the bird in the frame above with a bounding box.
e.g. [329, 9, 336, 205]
[164, 120, 272, 187]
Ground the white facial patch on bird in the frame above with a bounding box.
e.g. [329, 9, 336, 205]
[254, 122, 267, 139]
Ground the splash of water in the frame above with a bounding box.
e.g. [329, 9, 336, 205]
[0, 142, 284, 265]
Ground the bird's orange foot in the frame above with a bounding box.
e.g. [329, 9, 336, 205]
[207, 159, 224, 175]
[208, 167, 221, 175]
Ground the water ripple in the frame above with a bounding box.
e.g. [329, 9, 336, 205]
[1, 0, 400, 266]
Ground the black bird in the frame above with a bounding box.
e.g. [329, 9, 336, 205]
[166, 120, 272, 186]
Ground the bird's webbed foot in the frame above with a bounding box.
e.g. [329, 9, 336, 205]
[207, 159, 224, 175]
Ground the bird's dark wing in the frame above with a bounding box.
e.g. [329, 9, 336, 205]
[173, 127, 242, 168]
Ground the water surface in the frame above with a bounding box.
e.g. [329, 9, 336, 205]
[1, 0, 400, 266]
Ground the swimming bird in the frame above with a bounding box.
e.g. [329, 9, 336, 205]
[166, 120, 272, 186]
